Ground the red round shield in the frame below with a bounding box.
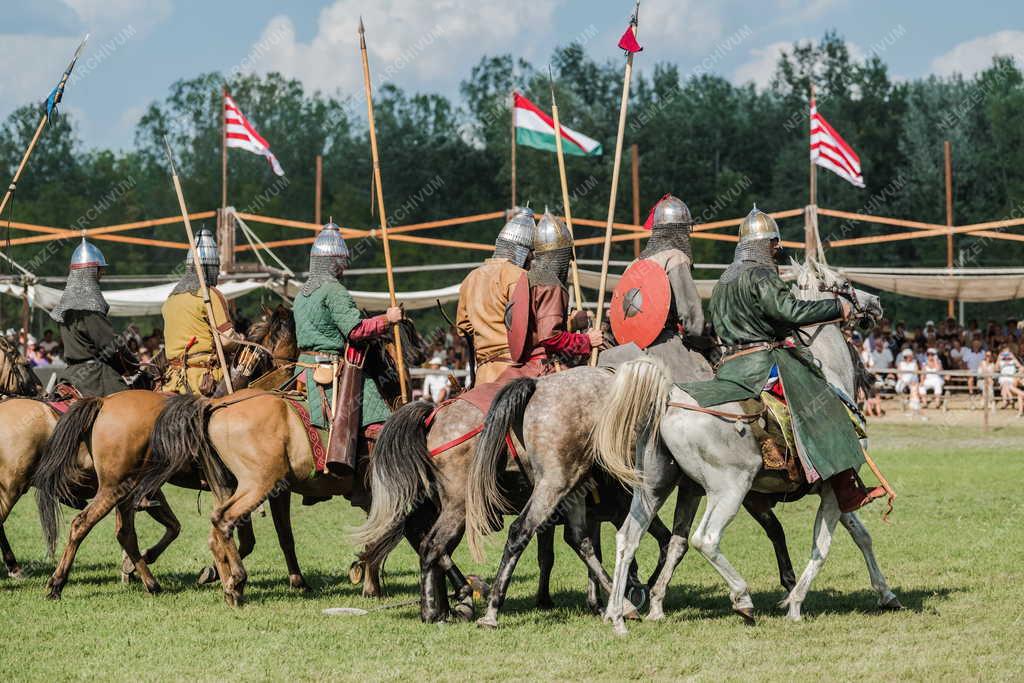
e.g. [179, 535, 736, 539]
[506, 272, 532, 362]
[609, 259, 670, 350]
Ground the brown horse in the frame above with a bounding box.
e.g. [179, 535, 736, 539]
[147, 319, 449, 606]
[33, 306, 311, 599]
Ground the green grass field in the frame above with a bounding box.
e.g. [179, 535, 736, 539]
[2, 423, 1022, 681]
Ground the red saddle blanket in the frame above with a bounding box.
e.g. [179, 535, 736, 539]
[284, 398, 327, 474]
[47, 400, 74, 415]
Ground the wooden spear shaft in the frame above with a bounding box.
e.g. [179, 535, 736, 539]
[359, 18, 408, 403]
[0, 114, 47, 219]
[549, 84, 584, 313]
[164, 140, 233, 394]
[591, 5, 640, 365]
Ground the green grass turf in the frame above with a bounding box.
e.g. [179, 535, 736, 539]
[1, 423, 1022, 681]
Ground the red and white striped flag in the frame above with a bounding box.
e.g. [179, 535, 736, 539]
[810, 96, 863, 188]
[224, 93, 285, 176]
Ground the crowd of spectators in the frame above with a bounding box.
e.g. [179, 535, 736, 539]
[852, 316, 1024, 416]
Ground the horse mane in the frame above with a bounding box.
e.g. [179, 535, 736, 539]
[0, 335, 42, 396]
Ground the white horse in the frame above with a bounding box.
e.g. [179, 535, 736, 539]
[594, 260, 903, 635]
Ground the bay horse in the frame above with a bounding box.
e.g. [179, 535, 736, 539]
[33, 306, 312, 599]
[146, 319, 453, 607]
[594, 261, 903, 635]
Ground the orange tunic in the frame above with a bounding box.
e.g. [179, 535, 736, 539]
[456, 257, 525, 384]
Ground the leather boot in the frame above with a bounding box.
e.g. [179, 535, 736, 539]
[829, 469, 886, 513]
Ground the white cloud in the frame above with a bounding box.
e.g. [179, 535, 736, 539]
[733, 41, 793, 87]
[931, 30, 1024, 77]
[0, 34, 79, 106]
[637, 0, 724, 57]
[244, 0, 562, 95]
[60, 0, 172, 37]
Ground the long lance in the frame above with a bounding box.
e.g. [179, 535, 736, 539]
[0, 35, 89, 219]
[358, 18, 408, 403]
[548, 70, 584, 314]
[591, 1, 640, 366]
[163, 138, 233, 395]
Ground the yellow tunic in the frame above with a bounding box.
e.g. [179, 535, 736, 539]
[161, 288, 233, 394]
[456, 257, 525, 384]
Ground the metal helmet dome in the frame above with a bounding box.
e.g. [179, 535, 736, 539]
[497, 207, 536, 249]
[185, 226, 220, 265]
[311, 221, 350, 258]
[652, 195, 693, 227]
[533, 209, 573, 254]
[738, 204, 780, 243]
[70, 236, 107, 270]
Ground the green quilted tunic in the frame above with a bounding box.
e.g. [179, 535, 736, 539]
[292, 281, 390, 429]
[680, 265, 863, 481]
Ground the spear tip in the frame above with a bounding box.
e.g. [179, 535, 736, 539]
[358, 16, 365, 34]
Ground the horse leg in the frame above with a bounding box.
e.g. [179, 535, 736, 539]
[114, 501, 162, 594]
[584, 519, 602, 614]
[269, 493, 307, 590]
[417, 505, 465, 623]
[536, 526, 555, 609]
[122, 489, 181, 583]
[778, 487, 841, 621]
[198, 512, 255, 586]
[689, 481, 755, 624]
[476, 482, 565, 629]
[743, 499, 796, 592]
[46, 486, 120, 600]
[839, 512, 902, 610]
[1, 523, 22, 579]
[208, 490, 265, 607]
[647, 484, 701, 622]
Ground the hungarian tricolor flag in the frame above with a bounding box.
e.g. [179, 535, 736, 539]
[810, 96, 863, 188]
[513, 92, 602, 157]
[224, 92, 285, 176]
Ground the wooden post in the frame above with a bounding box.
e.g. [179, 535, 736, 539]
[631, 143, 641, 258]
[549, 77, 584, 312]
[315, 154, 323, 225]
[510, 90, 517, 208]
[945, 140, 955, 318]
[592, 2, 640, 366]
[217, 208, 235, 272]
[221, 88, 228, 211]
[359, 18, 408, 403]
[163, 139, 233, 395]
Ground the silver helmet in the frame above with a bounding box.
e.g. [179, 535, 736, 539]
[721, 204, 780, 284]
[301, 221, 350, 296]
[51, 238, 109, 323]
[529, 209, 574, 286]
[70, 237, 107, 269]
[494, 207, 535, 267]
[642, 194, 694, 260]
[172, 226, 221, 295]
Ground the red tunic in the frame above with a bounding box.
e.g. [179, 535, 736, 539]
[497, 283, 591, 382]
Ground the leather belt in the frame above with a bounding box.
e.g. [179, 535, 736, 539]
[719, 341, 786, 365]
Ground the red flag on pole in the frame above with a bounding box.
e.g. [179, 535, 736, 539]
[617, 25, 643, 53]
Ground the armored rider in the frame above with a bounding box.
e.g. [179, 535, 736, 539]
[161, 227, 243, 395]
[686, 205, 885, 512]
[51, 237, 139, 396]
[499, 210, 602, 380]
[456, 207, 534, 385]
[292, 221, 403, 476]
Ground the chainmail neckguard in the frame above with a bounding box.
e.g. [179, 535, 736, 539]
[719, 238, 778, 284]
[300, 253, 347, 296]
[641, 222, 693, 260]
[528, 247, 572, 288]
[50, 266, 109, 323]
[493, 240, 531, 267]
[171, 263, 220, 296]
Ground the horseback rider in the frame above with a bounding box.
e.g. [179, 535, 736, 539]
[688, 205, 885, 512]
[161, 227, 243, 395]
[456, 207, 534, 385]
[292, 221, 403, 476]
[51, 237, 139, 396]
[600, 194, 711, 381]
[499, 210, 602, 380]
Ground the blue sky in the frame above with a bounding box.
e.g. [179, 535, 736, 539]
[3, 0, 1023, 150]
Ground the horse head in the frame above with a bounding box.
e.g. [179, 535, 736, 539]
[792, 259, 883, 329]
[0, 335, 43, 397]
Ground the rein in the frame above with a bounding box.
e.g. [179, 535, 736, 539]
[666, 401, 763, 423]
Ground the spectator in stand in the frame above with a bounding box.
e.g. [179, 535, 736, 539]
[39, 329, 60, 356]
[422, 354, 451, 404]
[892, 320, 907, 351]
[895, 347, 921, 411]
[26, 342, 50, 367]
[979, 349, 999, 400]
[962, 337, 985, 395]
[869, 337, 894, 372]
[996, 347, 1024, 415]
[948, 338, 965, 369]
[920, 347, 945, 407]
[862, 336, 891, 418]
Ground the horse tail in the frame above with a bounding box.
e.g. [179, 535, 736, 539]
[147, 394, 229, 505]
[33, 397, 103, 556]
[591, 357, 672, 486]
[465, 378, 536, 562]
[352, 400, 436, 567]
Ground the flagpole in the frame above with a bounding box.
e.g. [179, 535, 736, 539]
[806, 83, 820, 262]
[163, 139, 233, 395]
[548, 74, 583, 313]
[809, 84, 817, 207]
[221, 88, 228, 211]
[359, 18, 408, 403]
[510, 90, 518, 208]
[591, 1, 640, 366]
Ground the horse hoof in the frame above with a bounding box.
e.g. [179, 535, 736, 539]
[475, 616, 498, 630]
[733, 606, 756, 626]
[7, 567, 25, 581]
[46, 589, 62, 601]
[196, 566, 219, 586]
[880, 596, 904, 611]
[626, 584, 649, 611]
[645, 608, 665, 622]
[348, 561, 364, 585]
[146, 582, 163, 595]
[611, 620, 629, 637]
[223, 592, 244, 608]
[587, 600, 603, 616]
[452, 601, 475, 622]
[467, 575, 490, 601]
[289, 575, 309, 591]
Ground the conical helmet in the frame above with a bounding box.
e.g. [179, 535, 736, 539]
[533, 209, 573, 254]
[652, 195, 692, 228]
[494, 207, 535, 267]
[738, 204, 779, 243]
[185, 226, 220, 266]
[70, 236, 107, 270]
[311, 221, 349, 258]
